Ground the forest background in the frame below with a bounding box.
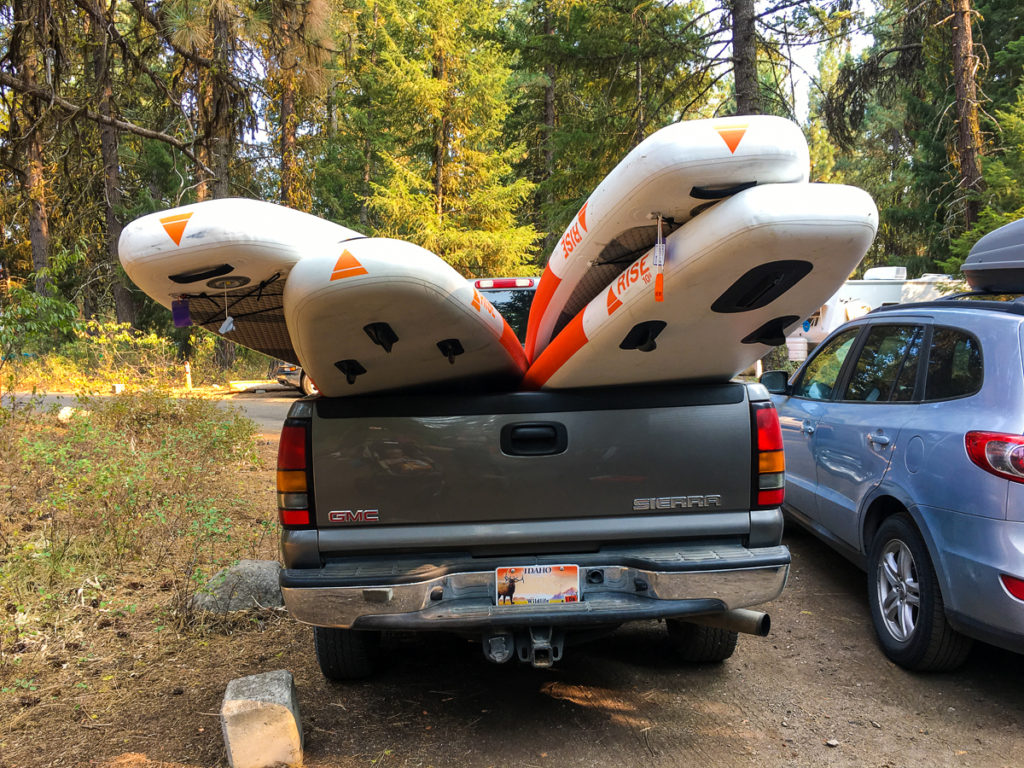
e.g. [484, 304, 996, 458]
[1, 0, 1022, 377]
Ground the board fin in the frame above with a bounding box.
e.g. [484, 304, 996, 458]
[334, 359, 367, 385]
[619, 321, 667, 352]
[741, 316, 800, 347]
[437, 338, 465, 364]
[364, 322, 399, 353]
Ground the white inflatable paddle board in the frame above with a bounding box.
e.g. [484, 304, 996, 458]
[119, 198, 363, 363]
[284, 238, 528, 397]
[524, 183, 878, 389]
[525, 115, 810, 363]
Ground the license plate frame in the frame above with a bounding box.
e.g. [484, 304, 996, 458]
[494, 564, 580, 607]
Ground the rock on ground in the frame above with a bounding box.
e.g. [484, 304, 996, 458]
[191, 559, 283, 613]
[221, 670, 303, 768]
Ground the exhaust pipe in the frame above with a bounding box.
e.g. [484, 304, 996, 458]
[687, 608, 771, 637]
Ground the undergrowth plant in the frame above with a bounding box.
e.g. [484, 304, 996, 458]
[0, 392, 270, 654]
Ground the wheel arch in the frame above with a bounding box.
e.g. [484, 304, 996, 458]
[860, 491, 954, 607]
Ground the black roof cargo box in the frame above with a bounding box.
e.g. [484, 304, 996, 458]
[963, 218, 1024, 292]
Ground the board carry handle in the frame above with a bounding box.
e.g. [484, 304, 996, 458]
[619, 321, 667, 352]
[689, 181, 757, 200]
[168, 264, 235, 284]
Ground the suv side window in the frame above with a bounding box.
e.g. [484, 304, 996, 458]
[842, 325, 924, 402]
[924, 327, 983, 400]
[793, 328, 860, 400]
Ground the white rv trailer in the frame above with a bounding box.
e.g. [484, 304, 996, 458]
[785, 267, 963, 360]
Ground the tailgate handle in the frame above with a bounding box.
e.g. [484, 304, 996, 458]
[501, 422, 568, 457]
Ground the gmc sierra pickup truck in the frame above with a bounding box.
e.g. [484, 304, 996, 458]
[277, 281, 790, 678]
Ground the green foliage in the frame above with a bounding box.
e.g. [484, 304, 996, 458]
[0, 286, 80, 391]
[945, 83, 1024, 271]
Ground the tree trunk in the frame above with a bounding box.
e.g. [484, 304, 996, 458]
[278, 1, 298, 208]
[950, 0, 984, 228]
[207, 5, 235, 368]
[91, 1, 136, 325]
[432, 51, 448, 219]
[731, 0, 759, 115]
[13, 0, 52, 295]
[635, 56, 645, 147]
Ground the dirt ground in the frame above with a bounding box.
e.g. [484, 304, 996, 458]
[3, 443, 1023, 768]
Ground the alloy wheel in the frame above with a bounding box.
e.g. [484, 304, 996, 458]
[876, 538, 921, 642]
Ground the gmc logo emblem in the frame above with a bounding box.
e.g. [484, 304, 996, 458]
[328, 509, 379, 523]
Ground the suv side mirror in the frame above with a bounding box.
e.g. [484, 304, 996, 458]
[760, 370, 790, 395]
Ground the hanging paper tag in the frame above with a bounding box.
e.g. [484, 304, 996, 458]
[218, 289, 235, 334]
[171, 298, 192, 328]
[653, 214, 666, 303]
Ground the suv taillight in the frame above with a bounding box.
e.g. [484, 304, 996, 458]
[965, 431, 1024, 484]
[752, 401, 785, 509]
[278, 421, 314, 527]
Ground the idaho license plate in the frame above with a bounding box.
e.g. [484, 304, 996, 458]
[495, 565, 579, 606]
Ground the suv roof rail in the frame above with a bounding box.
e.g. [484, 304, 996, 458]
[869, 293, 1024, 317]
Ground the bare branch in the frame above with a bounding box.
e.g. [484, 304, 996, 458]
[0, 71, 212, 176]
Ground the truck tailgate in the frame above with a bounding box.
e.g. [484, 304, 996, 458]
[311, 383, 751, 527]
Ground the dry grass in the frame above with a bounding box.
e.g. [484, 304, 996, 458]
[0, 394, 284, 767]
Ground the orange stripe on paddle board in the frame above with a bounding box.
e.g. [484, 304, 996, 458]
[330, 250, 368, 281]
[498, 321, 528, 374]
[524, 265, 561, 363]
[715, 123, 748, 154]
[523, 312, 588, 389]
[159, 212, 193, 246]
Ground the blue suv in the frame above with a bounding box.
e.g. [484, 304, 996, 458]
[761, 220, 1024, 671]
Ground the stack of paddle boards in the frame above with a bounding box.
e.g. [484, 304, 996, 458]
[119, 114, 878, 398]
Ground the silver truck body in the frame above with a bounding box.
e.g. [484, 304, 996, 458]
[279, 382, 789, 669]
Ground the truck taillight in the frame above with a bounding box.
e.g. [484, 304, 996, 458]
[965, 431, 1024, 484]
[752, 401, 785, 509]
[278, 422, 313, 528]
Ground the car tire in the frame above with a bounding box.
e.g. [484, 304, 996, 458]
[313, 627, 380, 680]
[665, 619, 738, 663]
[299, 372, 319, 397]
[867, 513, 972, 672]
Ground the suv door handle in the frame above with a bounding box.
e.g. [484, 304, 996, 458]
[801, 422, 815, 435]
[867, 433, 891, 446]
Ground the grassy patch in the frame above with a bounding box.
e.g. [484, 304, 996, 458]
[0, 392, 277, 657]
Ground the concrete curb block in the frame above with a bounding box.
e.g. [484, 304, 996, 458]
[221, 670, 303, 768]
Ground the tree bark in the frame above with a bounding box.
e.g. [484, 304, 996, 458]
[950, 0, 984, 227]
[432, 51, 448, 219]
[731, 0, 759, 115]
[12, 0, 53, 295]
[90, 0, 137, 325]
[278, 1, 298, 208]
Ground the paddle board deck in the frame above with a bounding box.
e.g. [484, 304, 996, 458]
[119, 198, 363, 363]
[525, 115, 810, 363]
[524, 183, 878, 390]
[284, 239, 528, 397]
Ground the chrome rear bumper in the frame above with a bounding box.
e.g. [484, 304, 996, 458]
[281, 543, 790, 630]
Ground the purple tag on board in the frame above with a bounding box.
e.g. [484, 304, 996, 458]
[171, 298, 192, 328]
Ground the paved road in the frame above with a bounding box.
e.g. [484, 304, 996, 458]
[2, 386, 298, 438]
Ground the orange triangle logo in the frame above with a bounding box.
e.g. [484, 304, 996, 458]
[330, 250, 369, 281]
[606, 286, 623, 315]
[715, 123, 748, 154]
[578, 202, 589, 233]
[159, 212, 193, 246]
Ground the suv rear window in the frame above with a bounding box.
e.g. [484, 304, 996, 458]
[924, 327, 982, 400]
